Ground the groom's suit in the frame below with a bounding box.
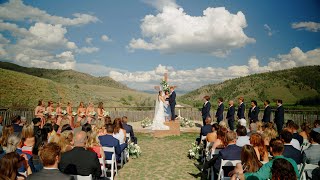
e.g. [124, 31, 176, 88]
[169, 90, 176, 120]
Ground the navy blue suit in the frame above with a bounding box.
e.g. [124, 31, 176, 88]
[201, 102, 211, 125]
[13, 124, 23, 133]
[169, 91, 176, 120]
[274, 105, 284, 133]
[98, 134, 121, 160]
[237, 103, 245, 119]
[215, 103, 224, 124]
[292, 133, 303, 145]
[248, 106, 260, 123]
[122, 123, 137, 144]
[214, 144, 242, 171]
[200, 124, 213, 137]
[283, 145, 304, 164]
[262, 106, 271, 123]
[227, 106, 235, 131]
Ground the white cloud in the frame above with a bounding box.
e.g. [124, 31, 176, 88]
[101, 35, 111, 42]
[85, 37, 93, 45]
[109, 47, 320, 91]
[129, 2, 255, 57]
[76, 47, 99, 54]
[75, 63, 124, 77]
[292, 21, 320, 32]
[0, 0, 99, 26]
[263, 24, 273, 36]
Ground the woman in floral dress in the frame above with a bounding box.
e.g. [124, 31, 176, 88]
[77, 102, 86, 123]
[86, 102, 96, 124]
[66, 102, 74, 128]
[34, 100, 46, 127]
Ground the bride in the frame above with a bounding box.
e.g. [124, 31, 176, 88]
[151, 91, 169, 130]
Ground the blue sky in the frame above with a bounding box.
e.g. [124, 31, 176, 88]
[0, 0, 320, 91]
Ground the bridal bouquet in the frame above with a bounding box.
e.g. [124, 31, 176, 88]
[72, 112, 77, 116]
[62, 110, 67, 116]
[128, 142, 142, 159]
[43, 111, 48, 115]
[79, 112, 85, 117]
[179, 117, 195, 128]
[102, 110, 110, 117]
[50, 112, 56, 116]
[89, 111, 96, 116]
[141, 117, 152, 128]
[188, 142, 203, 160]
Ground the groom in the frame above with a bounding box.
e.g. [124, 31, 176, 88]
[169, 86, 176, 121]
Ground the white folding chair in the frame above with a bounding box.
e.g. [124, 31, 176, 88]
[99, 157, 107, 177]
[102, 147, 118, 180]
[299, 163, 318, 180]
[126, 133, 131, 143]
[71, 174, 92, 180]
[218, 159, 241, 180]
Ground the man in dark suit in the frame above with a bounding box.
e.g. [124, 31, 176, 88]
[122, 116, 138, 144]
[28, 143, 72, 180]
[99, 124, 122, 160]
[262, 100, 271, 123]
[197, 117, 213, 145]
[274, 99, 285, 134]
[215, 97, 224, 124]
[226, 100, 235, 131]
[237, 97, 245, 120]
[280, 130, 304, 164]
[12, 115, 23, 134]
[169, 86, 176, 121]
[201, 95, 211, 125]
[248, 100, 260, 123]
[59, 131, 101, 178]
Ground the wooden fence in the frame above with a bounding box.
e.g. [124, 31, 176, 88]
[0, 107, 319, 127]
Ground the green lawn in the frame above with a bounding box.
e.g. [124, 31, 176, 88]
[117, 133, 200, 180]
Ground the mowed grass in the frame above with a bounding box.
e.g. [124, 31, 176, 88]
[117, 133, 200, 180]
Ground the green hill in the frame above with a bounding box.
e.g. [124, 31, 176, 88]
[0, 61, 128, 90]
[179, 66, 320, 108]
[0, 64, 154, 108]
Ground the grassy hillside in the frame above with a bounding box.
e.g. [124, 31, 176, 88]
[179, 66, 320, 108]
[0, 68, 154, 108]
[0, 61, 128, 89]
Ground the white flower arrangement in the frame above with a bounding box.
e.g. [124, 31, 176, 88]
[89, 111, 96, 116]
[62, 110, 67, 116]
[43, 111, 48, 115]
[72, 112, 77, 116]
[51, 112, 56, 116]
[188, 142, 203, 160]
[128, 142, 142, 158]
[79, 112, 85, 117]
[141, 117, 152, 128]
[160, 79, 169, 91]
[102, 110, 110, 117]
[179, 117, 195, 128]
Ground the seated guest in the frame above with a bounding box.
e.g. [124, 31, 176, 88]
[247, 123, 257, 136]
[87, 132, 105, 159]
[81, 123, 92, 133]
[236, 126, 250, 147]
[280, 130, 304, 164]
[300, 122, 311, 145]
[271, 158, 297, 180]
[250, 133, 269, 162]
[283, 128, 300, 150]
[197, 117, 213, 144]
[32, 118, 42, 136]
[59, 131, 101, 178]
[122, 116, 138, 144]
[312, 120, 320, 133]
[206, 123, 220, 143]
[0, 152, 31, 179]
[59, 130, 74, 153]
[22, 124, 35, 155]
[262, 126, 278, 147]
[232, 139, 299, 180]
[210, 127, 228, 151]
[42, 123, 54, 143]
[94, 119, 106, 136]
[12, 115, 23, 134]
[113, 118, 127, 152]
[99, 124, 121, 160]
[229, 145, 262, 177]
[61, 124, 72, 133]
[105, 116, 112, 125]
[27, 142, 72, 180]
[305, 131, 320, 164]
[4, 134, 36, 173]
[287, 121, 303, 145]
[0, 125, 14, 148]
[256, 121, 264, 134]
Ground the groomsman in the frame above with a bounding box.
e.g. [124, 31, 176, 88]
[226, 100, 235, 131]
[274, 99, 285, 134]
[262, 100, 271, 123]
[248, 100, 259, 123]
[169, 87, 176, 121]
[237, 97, 245, 120]
[201, 96, 211, 125]
[215, 97, 224, 124]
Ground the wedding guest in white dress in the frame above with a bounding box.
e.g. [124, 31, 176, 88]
[113, 118, 127, 151]
[151, 91, 169, 130]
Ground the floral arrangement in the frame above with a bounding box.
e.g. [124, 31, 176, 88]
[128, 142, 142, 158]
[43, 111, 48, 115]
[179, 117, 195, 128]
[102, 110, 110, 117]
[62, 110, 67, 116]
[141, 117, 152, 128]
[79, 112, 85, 117]
[89, 111, 96, 116]
[160, 79, 169, 92]
[188, 142, 203, 160]
[50, 112, 56, 116]
[72, 112, 77, 116]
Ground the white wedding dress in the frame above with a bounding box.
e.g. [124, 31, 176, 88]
[151, 96, 169, 130]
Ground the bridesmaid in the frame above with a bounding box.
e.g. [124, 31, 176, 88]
[66, 102, 74, 128]
[86, 102, 95, 124]
[56, 102, 63, 126]
[46, 101, 56, 123]
[34, 100, 46, 127]
[97, 102, 105, 121]
[164, 90, 172, 121]
[77, 102, 86, 123]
